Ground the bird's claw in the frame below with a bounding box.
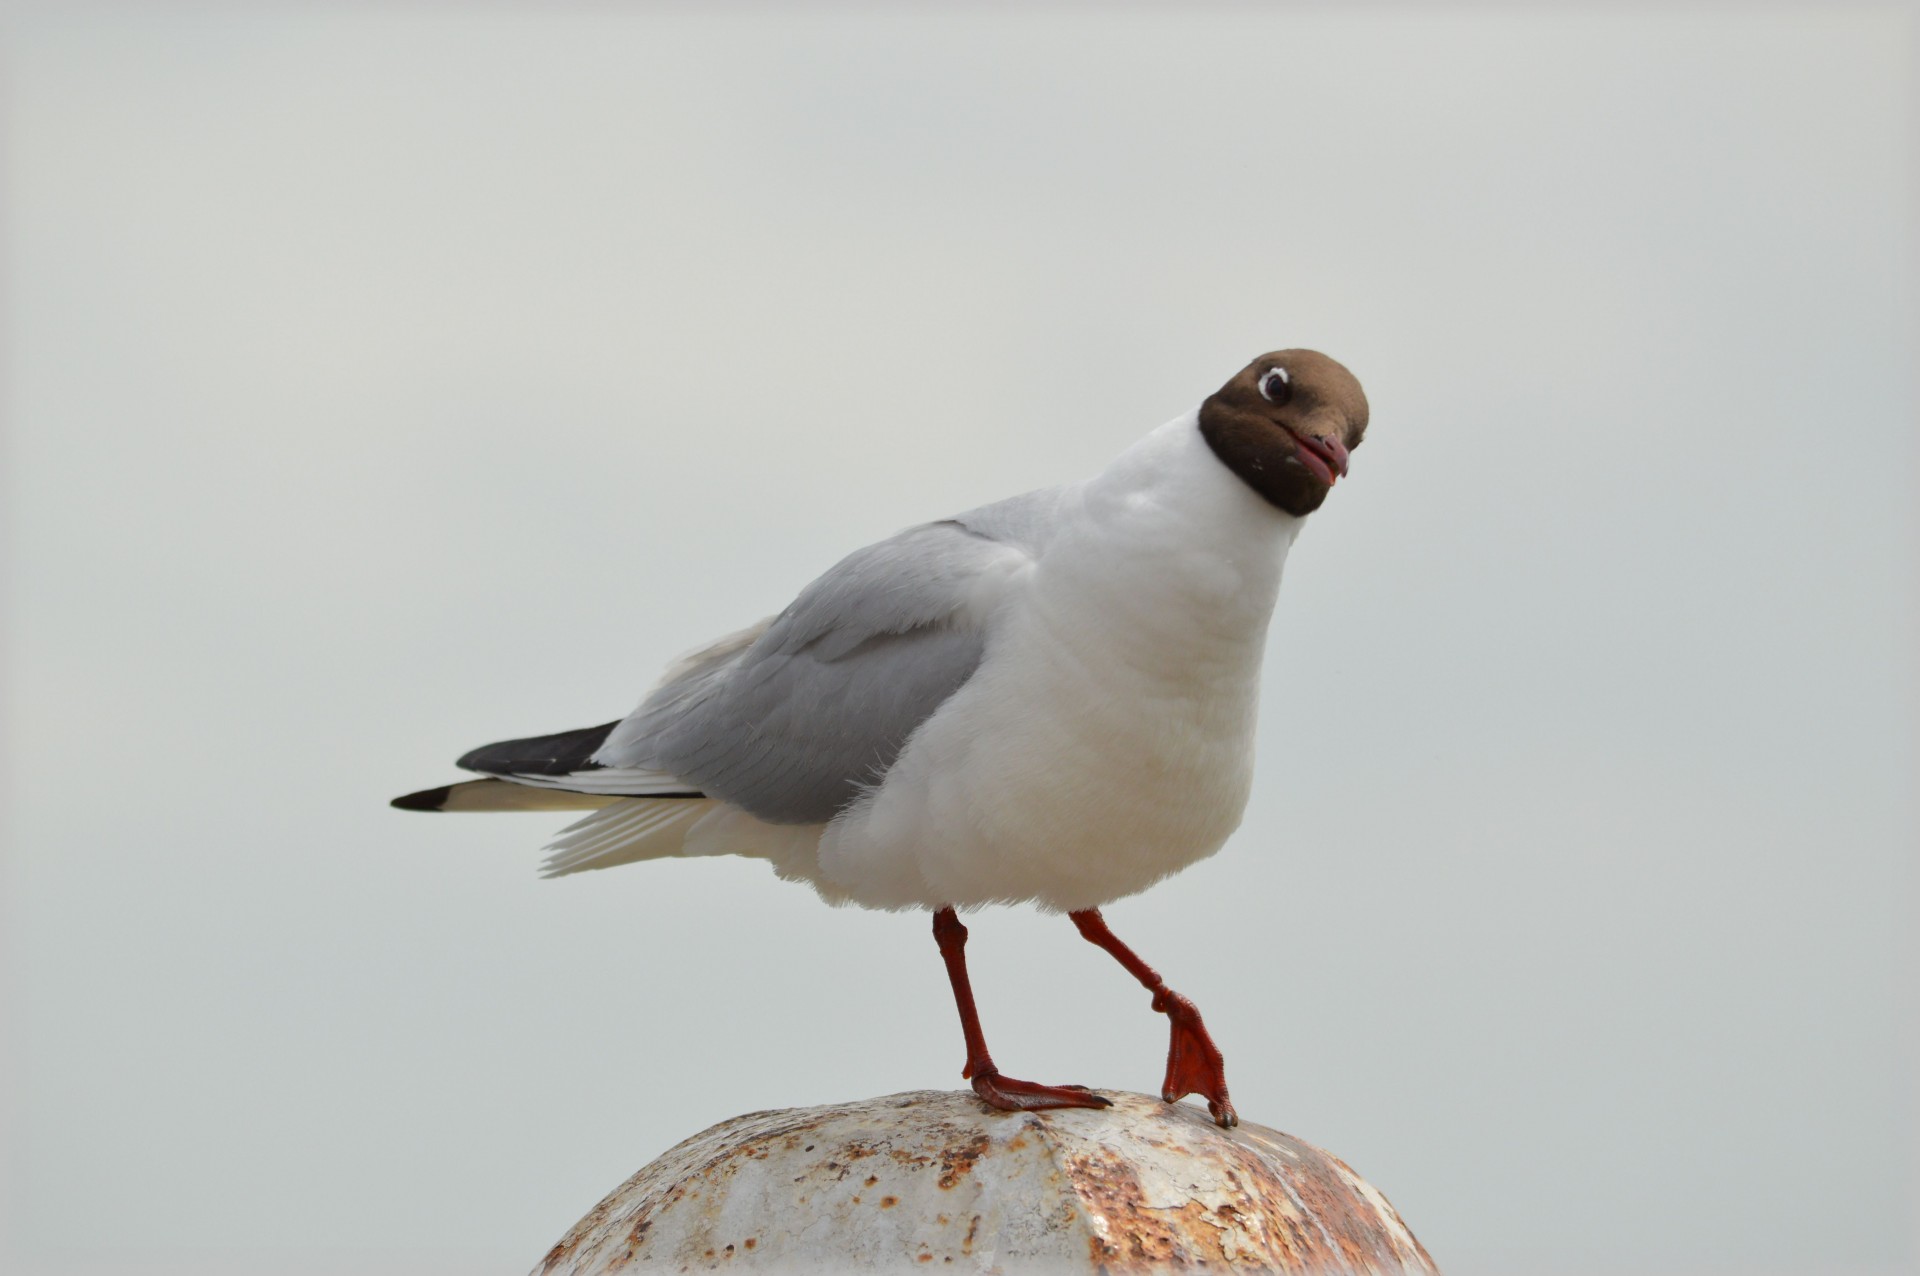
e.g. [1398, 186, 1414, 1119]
[971, 1069, 1113, 1113]
[1158, 991, 1237, 1127]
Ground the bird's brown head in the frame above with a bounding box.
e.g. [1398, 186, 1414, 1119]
[1198, 350, 1370, 517]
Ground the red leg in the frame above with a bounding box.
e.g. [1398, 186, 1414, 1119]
[1069, 909, 1237, 1127]
[933, 908, 1111, 1114]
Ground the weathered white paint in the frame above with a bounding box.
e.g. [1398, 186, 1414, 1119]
[533, 1091, 1440, 1274]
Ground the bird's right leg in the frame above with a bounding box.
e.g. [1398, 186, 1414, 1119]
[932, 907, 1112, 1113]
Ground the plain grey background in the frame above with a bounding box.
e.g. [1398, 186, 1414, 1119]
[3, 4, 1914, 1274]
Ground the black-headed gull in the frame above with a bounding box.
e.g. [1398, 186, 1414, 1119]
[395, 350, 1370, 1127]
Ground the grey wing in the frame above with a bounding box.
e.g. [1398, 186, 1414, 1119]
[592, 518, 1033, 825]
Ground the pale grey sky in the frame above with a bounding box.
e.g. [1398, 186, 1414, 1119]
[3, 5, 1914, 1275]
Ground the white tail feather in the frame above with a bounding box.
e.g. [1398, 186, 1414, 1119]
[536, 796, 836, 890]
[505, 767, 699, 796]
[433, 779, 622, 812]
[539, 798, 714, 877]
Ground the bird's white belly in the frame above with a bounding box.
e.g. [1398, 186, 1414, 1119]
[819, 499, 1286, 912]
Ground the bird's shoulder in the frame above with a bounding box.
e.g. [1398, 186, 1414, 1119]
[762, 483, 1068, 657]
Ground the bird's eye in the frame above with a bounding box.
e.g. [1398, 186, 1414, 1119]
[1258, 367, 1293, 405]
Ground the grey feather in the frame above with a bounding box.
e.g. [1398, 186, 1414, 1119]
[594, 506, 1053, 824]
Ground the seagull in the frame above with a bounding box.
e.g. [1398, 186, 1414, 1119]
[393, 350, 1370, 1127]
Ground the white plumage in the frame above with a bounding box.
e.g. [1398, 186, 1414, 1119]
[528, 412, 1301, 911]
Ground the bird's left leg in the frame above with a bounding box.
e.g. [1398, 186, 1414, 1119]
[933, 907, 1111, 1114]
[1068, 908, 1237, 1127]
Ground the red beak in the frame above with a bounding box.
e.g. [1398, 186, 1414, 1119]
[1288, 431, 1351, 485]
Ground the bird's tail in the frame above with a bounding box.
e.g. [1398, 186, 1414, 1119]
[539, 799, 836, 889]
[390, 779, 718, 876]
[393, 774, 831, 883]
[391, 778, 620, 812]
[538, 797, 717, 877]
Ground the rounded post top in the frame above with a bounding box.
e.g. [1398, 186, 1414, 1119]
[534, 1090, 1439, 1274]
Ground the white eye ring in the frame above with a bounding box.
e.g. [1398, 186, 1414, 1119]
[1258, 367, 1292, 403]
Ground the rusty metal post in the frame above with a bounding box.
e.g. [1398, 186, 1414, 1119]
[533, 1090, 1440, 1274]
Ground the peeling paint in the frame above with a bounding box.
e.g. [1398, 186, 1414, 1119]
[533, 1090, 1439, 1274]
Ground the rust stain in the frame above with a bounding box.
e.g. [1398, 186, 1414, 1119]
[1074, 1149, 1228, 1270]
[1377, 1188, 1440, 1272]
[937, 1132, 991, 1190]
[1065, 1105, 1438, 1273]
[535, 1091, 1437, 1275]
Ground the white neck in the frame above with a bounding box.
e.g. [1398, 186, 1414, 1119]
[1036, 411, 1303, 667]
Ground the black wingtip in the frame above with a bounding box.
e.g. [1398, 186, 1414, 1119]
[391, 785, 454, 812]
[456, 720, 622, 777]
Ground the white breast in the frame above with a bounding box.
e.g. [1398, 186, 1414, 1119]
[818, 414, 1302, 911]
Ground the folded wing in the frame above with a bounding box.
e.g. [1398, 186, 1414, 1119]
[592, 519, 1031, 825]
